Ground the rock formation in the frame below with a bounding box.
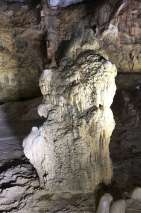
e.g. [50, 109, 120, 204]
[99, 0, 141, 72]
[0, 2, 43, 101]
[42, 0, 141, 73]
[0, 0, 141, 212]
[96, 193, 113, 213]
[23, 51, 117, 192]
[0, 98, 43, 212]
[97, 191, 141, 213]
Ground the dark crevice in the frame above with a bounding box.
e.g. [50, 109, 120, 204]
[0, 158, 33, 173]
[109, 74, 141, 193]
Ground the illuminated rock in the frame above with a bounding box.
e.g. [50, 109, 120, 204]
[48, 0, 84, 8]
[23, 51, 117, 192]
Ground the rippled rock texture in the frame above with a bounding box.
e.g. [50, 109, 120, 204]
[23, 51, 117, 193]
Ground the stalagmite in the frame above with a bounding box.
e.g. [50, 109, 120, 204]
[23, 126, 48, 186]
[110, 200, 126, 213]
[97, 196, 126, 213]
[96, 193, 113, 213]
[23, 51, 117, 192]
[1, 0, 141, 211]
[131, 187, 141, 201]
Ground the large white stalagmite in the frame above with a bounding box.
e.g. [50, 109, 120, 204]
[23, 52, 117, 192]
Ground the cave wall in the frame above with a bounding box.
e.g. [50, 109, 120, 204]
[110, 74, 141, 191]
[100, 0, 141, 72]
[0, 1, 43, 101]
[42, 0, 141, 73]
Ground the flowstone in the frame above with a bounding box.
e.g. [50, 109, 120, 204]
[23, 51, 117, 193]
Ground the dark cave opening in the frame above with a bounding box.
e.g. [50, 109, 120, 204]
[110, 73, 141, 194]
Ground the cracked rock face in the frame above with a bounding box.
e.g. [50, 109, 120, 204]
[23, 51, 117, 193]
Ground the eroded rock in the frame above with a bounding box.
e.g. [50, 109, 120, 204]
[0, 5, 43, 101]
[100, 0, 141, 72]
[23, 51, 117, 192]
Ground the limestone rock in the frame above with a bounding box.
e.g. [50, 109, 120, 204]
[23, 126, 48, 186]
[23, 51, 117, 192]
[97, 196, 126, 213]
[100, 0, 141, 72]
[0, 97, 96, 212]
[41, 1, 98, 66]
[0, 98, 42, 212]
[0, 5, 43, 101]
[96, 193, 113, 213]
[43, 0, 141, 73]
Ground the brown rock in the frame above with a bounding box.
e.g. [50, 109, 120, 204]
[100, 0, 141, 72]
[0, 5, 43, 101]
